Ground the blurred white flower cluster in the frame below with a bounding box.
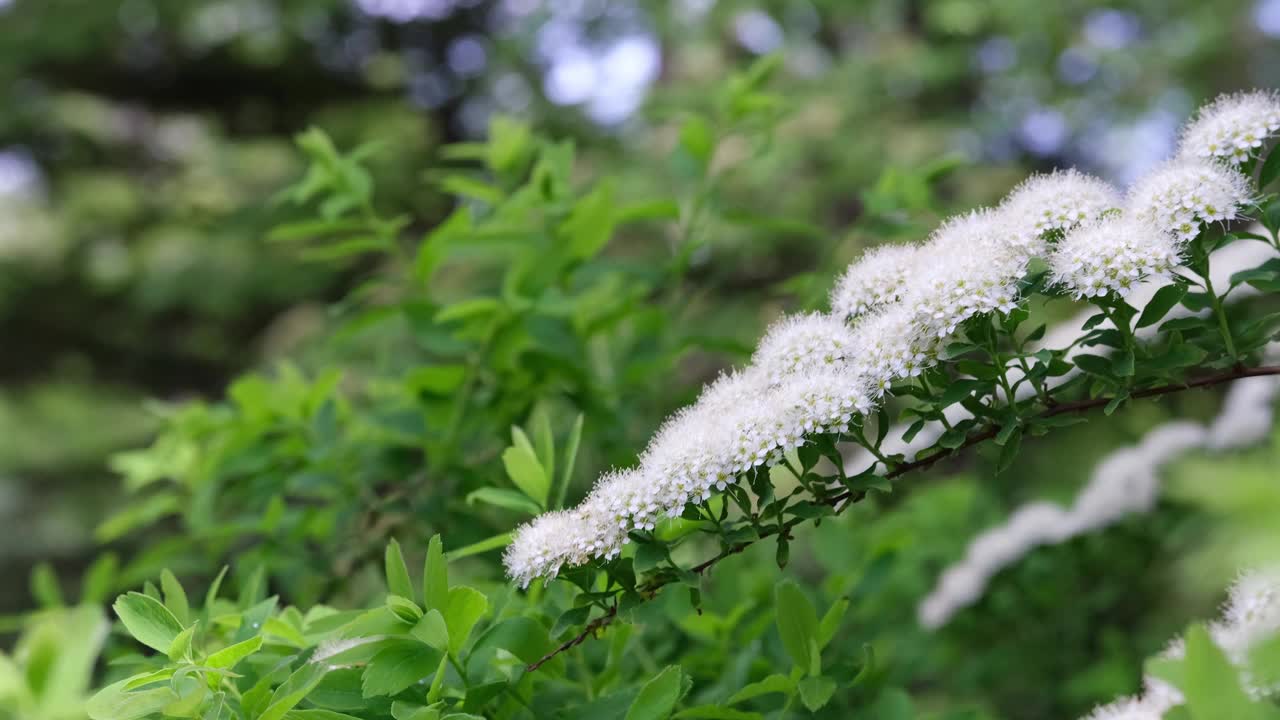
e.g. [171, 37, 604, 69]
[1084, 567, 1280, 719]
[918, 366, 1280, 630]
[504, 90, 1269, 588]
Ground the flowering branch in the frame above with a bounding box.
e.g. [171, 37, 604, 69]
[526, 362, 1280, 672]
[507, 90, 1280, 676]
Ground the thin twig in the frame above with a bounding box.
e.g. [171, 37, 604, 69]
[525, 365, 1280, 671]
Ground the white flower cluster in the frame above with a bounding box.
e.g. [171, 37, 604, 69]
[1127, 159, 1252, 243]
[1000, 169, 1121, 252]
[906, 210, 1030, 337]
[1084, 568, 1280, 719]
[919, 367, 1280, 630]
[503, 89, 1273, 588]
[1050, 217, 1182, 298]
[849, 304, 938, 391]
[753, 313, 858, 384]
[1178, 90, 1280, 165]
[830, 244, 920, 319]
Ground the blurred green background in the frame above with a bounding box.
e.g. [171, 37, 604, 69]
[3, 1, 1280, 716]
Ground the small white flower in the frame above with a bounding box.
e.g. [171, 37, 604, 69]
[1049, 216, 1181, 299]
[1178, 90, 1280, 165]
[830, 243, 921, 319]
[1126, 159, 1252, 243]
[1000, 169, 1121, 253]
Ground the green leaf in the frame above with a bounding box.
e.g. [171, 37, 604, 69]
[81, 553, 119, 604]
[30, 562, 63, 608]
[1180, 623, 1272, 720]
[774, 580, 820, 676]
[405, 365, 468, 395]
[235, 596, 279, 643]
[268, 218, 369, 243]
[870, 688, 916, 720]
[362, 639, 445, 698]
[797, 676, 837, 712]
[1247, 632, 1280, 692]
[678, 116, 714, 172]
[563, 180, 618, 260]
[122, 668, 175, 690]
[1181, 291, 1213, 312]
[283, 712, 365, 720]
[996, 428, 1022, 474]
[1261, 146, 1280, 189]
[168, 623, 197, 662]
[817, 598, 849, 650]
[552, 606, 592, 639]
[260, 663, 330, 720]
[1144, 344, 1208, 371]
[727, 674, 794, 705]
[530, 406, 556, 484]
[437, 174, 504, 205]
[634, 543, 668, 573]
[465, 487, 542, 515]
[387, 595, 424, 623]
[1112, 349, 1135, 377]
[424, 535, 449, 615]
[555, 413, 584, 510]
[502, 427, 550, 507]
[205, 566, 229, 613]
[938, 428, 968, 449]
[443, 586, 488, 654]
[616, 199, 681, 224]
[159, 570, 191, 627]
[164, 678, 207, 717]
[486, 115, 533, 175]
[1137, 284, 1188, 328]
[411, 609, 450, 650]
[113, 591, 186, 654]
[674, 708, 763, 719]
[206, 636, 264, 670]
[86, 678, 172, 720]
[1073, 354, 1114, 378]
[391, 701, 442, 720]
[625, 666, 688, 720]
[937, 379, 985, 408]
[385, 540, 416, 604]
[444, 533, 511, 561]
[1104, 391, 1130, 416]
[467, 617, 551, 671]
